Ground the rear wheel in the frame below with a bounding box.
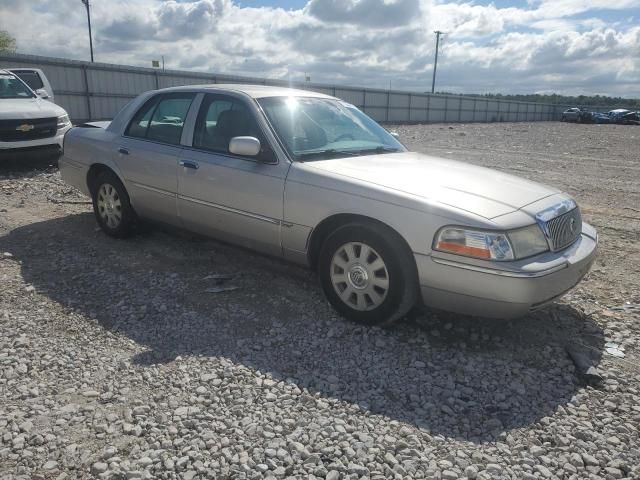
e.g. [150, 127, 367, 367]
[91, 171, 135, 238]
[318, 222, 418, 326]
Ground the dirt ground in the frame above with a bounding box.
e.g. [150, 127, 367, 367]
[1, 122, 639, 480]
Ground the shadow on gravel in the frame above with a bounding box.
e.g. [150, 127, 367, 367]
[0, 151, 60, 174]
[5, 213, 605, 443]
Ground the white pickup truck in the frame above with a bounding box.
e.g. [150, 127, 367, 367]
[0, 69, 71, 156]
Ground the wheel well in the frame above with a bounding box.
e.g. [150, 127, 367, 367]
[307, 213, 412, 270]
[86, 164, 115, 193]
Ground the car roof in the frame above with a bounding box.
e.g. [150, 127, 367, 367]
[157, 84, 335, 100]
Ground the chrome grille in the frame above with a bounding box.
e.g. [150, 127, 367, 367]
[545, 207, 582, 251]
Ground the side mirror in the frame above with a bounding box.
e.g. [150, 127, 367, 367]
[35, 89, 49, 99]
[229, 136, 261, 157]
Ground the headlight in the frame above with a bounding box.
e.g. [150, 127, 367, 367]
[507, 224, 549, 259]
[57, 114, 70, 129]
[434, 224, 550, 261]
[434, 227, 514, 261]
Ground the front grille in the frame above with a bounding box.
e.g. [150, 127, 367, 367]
[0, 117, 58, 142]
[546, 207, 582, 251]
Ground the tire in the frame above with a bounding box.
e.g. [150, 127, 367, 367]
[318, 222, 419, 326]
[90, 170, 136, 238]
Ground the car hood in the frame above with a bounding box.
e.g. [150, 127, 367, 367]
[302, 151, 560, 219]
[0, 98, 66, 120]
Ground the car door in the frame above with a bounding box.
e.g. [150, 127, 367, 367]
[176, 93, 288, 256]
[116, 92, 196, 223]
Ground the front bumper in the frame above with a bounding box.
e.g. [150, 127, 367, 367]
[0, 124, 71, 151]
[416, 222, 598, 319]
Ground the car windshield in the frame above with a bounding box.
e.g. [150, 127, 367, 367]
[0, 73, 35, 99]
[258, 96, 405, 160]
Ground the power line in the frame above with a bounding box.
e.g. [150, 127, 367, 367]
[431, 30, 444, 94]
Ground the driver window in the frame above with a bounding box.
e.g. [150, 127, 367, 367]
[193, 94, 273, 161]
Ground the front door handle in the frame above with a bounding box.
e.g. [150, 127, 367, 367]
[118, 147, 129, 155]
[179, 160, 199, 170]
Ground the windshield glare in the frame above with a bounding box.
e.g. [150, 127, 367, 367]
[258, 96, 405, 160]
[0, 74, 35, 99]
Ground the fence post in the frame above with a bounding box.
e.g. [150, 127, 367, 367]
[444, 96, 448, 123]
[81, 64, 92, 122]
[408, 93, 412, 122]
[426, 94, 431, 123]
[385, 90, 390, 122]
[154, 70, 159, 90]
[472, 98, 477, 122]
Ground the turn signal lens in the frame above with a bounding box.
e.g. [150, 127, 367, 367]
[435, 227, 514, 261]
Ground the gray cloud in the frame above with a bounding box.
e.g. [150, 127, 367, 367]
[0, 0, 638, 97]
[101, 16, 158, 42]
[157, 0, 228, 38]
[305, 0, 422, 28]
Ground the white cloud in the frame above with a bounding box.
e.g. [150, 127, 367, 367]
[0, 0, 638, 97]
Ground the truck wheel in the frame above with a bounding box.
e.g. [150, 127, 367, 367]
[318, 222, 418, 326]
[91, 170, 135, 238]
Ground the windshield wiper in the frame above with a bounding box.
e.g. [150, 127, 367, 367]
[356, 146, 400, 155]
[296, 149, 361, 160]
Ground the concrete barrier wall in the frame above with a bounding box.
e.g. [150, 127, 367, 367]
[1, 52, 576, 124]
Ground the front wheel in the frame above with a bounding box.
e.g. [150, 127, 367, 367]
[318, 222, 419, 326]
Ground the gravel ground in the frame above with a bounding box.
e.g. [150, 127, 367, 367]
[1, 122, 639, 480]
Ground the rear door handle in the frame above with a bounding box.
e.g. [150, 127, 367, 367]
[118, 147, 129, 155]
[179, 160, 199, 170]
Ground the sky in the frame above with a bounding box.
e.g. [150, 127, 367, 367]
[1, 0, 639, 98]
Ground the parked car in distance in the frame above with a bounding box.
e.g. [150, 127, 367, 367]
[607, 109, 640, 125]
[7, 68, 55, 103]
[59, 85, 598, 325]
[590, 112, 610, 124]
[0, 69, 71, 156]
[561, 107, 589, 122]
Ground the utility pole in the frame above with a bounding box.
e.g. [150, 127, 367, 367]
[431, 30, 444, 94]
[81, 0, 94, 62]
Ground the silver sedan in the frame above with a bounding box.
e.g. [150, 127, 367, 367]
[59, 85, 598, 325]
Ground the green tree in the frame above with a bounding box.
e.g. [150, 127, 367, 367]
[0, 30, 16, 53]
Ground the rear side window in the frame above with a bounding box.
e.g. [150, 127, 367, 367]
[126, 97, 159, 138]
[12, 71, 44, 90]
[125, 93, 195, 145]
